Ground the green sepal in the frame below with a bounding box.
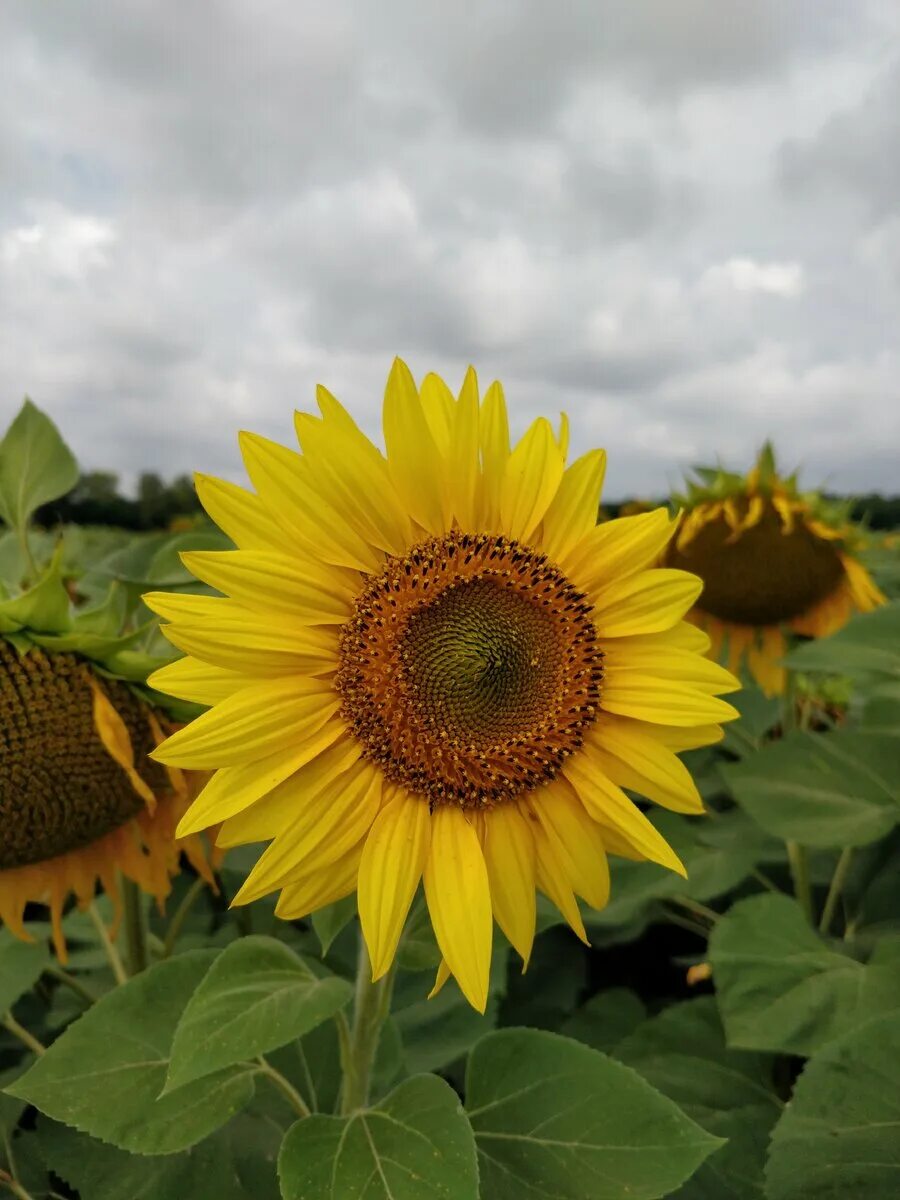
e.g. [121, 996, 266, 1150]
[0, 545, 70, 634]
[71, 581, 128, 636]
[27, 624, 151, 660]
[754, 440, 777, 489]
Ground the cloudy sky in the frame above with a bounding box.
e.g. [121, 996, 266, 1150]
[2, 1, 899, 498]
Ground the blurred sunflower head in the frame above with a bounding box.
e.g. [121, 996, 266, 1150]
[0, 552, 217, 959]
[148, 359, 739, 1012]
[665, 444, 885, 695]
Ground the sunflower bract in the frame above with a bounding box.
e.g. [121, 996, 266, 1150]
[148, 358, 739, 1011]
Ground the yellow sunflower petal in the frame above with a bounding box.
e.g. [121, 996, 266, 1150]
[530, 781, 610, 911]
[531, 819, 589, 944]
[564, 509, 678, 592]
[602, 646, 740, 696]
[428, 958, 452, 999]
[481, 802, 536, 967]
[423, 806, 492, 1014]
[239, 431, 382, 573]
[479, 380, 511, 529]
[540, 449, 607, 564]
[147, 657, 259, 706]
[179, 550, 356, 624]
[215, 739, 362, 847]
[592, 569, 703, 637]
[162, 614, 338, 676]
[450, 366, 480, 529]
[193, 474, 285, 553]
[151, 676, 338, 769]
[419, 372, 455, 455]
[176, 719, 345, 836]
[600, 673, 738, 726]
[500, 417, 565, 543]
[88, 679, 156, 808]
[563, 751, 686, 876]
[233, 762, 382, 903]
[274, 842, 363, 919]
[383, 357, 449, 533]
[358, 790, 431, 980]
[587, 718, 704, 814]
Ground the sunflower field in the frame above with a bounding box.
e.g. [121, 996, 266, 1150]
[1, 373, 899, 1200]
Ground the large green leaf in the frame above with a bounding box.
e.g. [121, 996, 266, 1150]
[0, 400, 79, 533]
[709, 895, 900, 1055]
[166, 936, 352, 1092]
[5, 951, 255, 1154]
[278, 1074, 479, 1200]
[615, 999, 779, 1199]
[466, 1028, 722, 1199]
[723, 730, 899, 848]
[38, 1118, 257, 1200]
[783, 601, 900, 680]
[0, 930, 49, 1015]
[560, 988, 647, 1054]
[765, 1011, 900, 1199]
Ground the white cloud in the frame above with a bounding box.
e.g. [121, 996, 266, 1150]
[700, 257, 805, 297]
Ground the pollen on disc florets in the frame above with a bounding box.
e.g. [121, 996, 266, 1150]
[335, 533, 603, 808]
[0, 642, 168, 869]
[666, 498, 846, 626]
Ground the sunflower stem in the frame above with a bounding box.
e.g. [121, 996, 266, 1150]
[341, 936, 393, 1115]
[254, 1056, 311, 1119]
[787, 841, 814, 924]
[87, 902, 128, 985]
[42, 964, 98, 1005]
[819, 847, 854, 934]
[122, 878, 149, 976]
[163, 876, 207, 957]
[0, 1167, 37, 1200]
[1, 1013, 46, 1057]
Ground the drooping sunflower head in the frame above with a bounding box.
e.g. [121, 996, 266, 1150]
[664, 443, 886, 694]
[148, 359, 739, 1011]
[0, 552, 217, 958]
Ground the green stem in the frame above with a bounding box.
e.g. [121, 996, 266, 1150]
[661, 906, 711, 939]
[751, 867, 782, 894]
[1, 1013, 46, 1057]
[340, 937, 393, 1115]
[254, 1057, 311, 1119]
[787, 841, 814, 923]
[819, 847, 854, 934]
[87, 902, 128, 985]
[122, 878, 148, 975]
[42, 964, 98, 1005]
[670, 895, 720, 924]
[0, 1167, 36, 1200]
[163, 877, 207, 957]
[15, 524, 37, 585]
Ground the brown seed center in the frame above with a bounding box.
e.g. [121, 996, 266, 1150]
[0, 642, 168, 869]
[335, 533, 603, 807]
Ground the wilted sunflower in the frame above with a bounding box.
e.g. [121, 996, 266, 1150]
[665, 445, 885, 696]
[147, 359, 738, 1011]
[0, 553, 216, 959]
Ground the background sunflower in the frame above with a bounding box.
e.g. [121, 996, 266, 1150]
[665, 443, 885, 695]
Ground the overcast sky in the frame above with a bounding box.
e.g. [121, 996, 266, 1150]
[2, 1, 899, 498]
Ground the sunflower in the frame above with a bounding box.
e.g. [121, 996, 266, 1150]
[147, 359, 738, 1012]
[0, 552, 216, 960]
[664, 444, 886, 696]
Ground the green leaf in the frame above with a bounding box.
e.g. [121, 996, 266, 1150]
[5, 951, 255, 1154]
[466, 1028, 723, 1199]
[0, 399, 79, 533]
[166, 936, 352, 1092]
[278, 1074, 479, 1200]
[311, 896, 357, 956]
[560, 988, 647, 1054]
[614, 998, 779, 1200]
[722, 685, 782, 757]
[784, 601, 900, 680]
[38, 1118, 257, 1200]
[709, 895, 900, 1055]
[723, 730, 899, 848]
[765, 1011, 900, 1199]
[0, 930, 49, 1015]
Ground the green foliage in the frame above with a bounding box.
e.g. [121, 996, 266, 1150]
[278, 1075, 479, 1200]
[765, 1011, 900, 1198]
[165, 936, 352, 1091]
[467, 1029, 723, 1199]
[784, 599, 900, 680]
[0, 399, 79, 535]
[0, 929, 49, 1014]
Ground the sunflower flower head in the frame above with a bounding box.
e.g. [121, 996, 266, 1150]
[148, 359, 739, 1011]
[0, 549, 217, 959]
[665, 443, 886, 695]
